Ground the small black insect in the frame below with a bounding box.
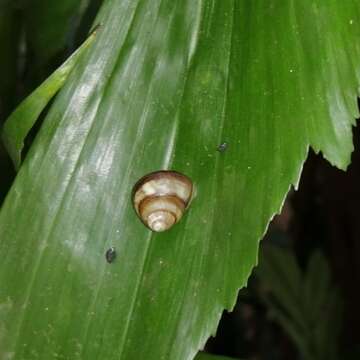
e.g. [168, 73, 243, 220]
[217, 142, 228, 153]
[105, 247, 116, 263]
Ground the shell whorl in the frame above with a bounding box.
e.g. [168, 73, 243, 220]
[132, 171, 193, 232]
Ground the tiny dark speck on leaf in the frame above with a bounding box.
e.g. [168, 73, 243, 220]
[217, 142, 228, 153]
[105, 247, 116, 263]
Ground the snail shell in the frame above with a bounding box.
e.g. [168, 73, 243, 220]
[132, 171, 193, 232]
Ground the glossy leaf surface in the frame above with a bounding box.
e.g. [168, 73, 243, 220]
[0, 1, 359, 360]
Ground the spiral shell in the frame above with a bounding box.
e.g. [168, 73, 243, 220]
[132, 171, 193, 232]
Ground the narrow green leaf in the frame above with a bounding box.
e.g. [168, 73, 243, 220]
[1, 28, 98, 170]
[313, 292, 342, 360]
[264, 298, 313, 360]
[258, 247, 343, 360]
[302, 251, 331, 326]
[258, 246, 307, 331]
[0, 1, 358, 360]
[304, 252, 342, 360]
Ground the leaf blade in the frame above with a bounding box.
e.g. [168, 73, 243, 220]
[1, 28, 98, 170]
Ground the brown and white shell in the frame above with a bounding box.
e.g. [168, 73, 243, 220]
[132, 171, 193, 232]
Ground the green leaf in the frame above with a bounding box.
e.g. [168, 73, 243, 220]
[258, 246, 306, 331]
[0, 1, 358, 360]
[257, 246, 343, 360]
[262, 297, 313, 360]
[302, 251, 331, 327]
[1, 28, 98, 170]
[304, 252, 342, 360]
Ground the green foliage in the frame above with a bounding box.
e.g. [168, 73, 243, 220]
[2, 29, 97, 170]
[0, 1, 358, 359]
[257, 246, 343, 360]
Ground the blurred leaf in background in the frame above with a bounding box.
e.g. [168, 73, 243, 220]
[257, 246, 343, 360]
